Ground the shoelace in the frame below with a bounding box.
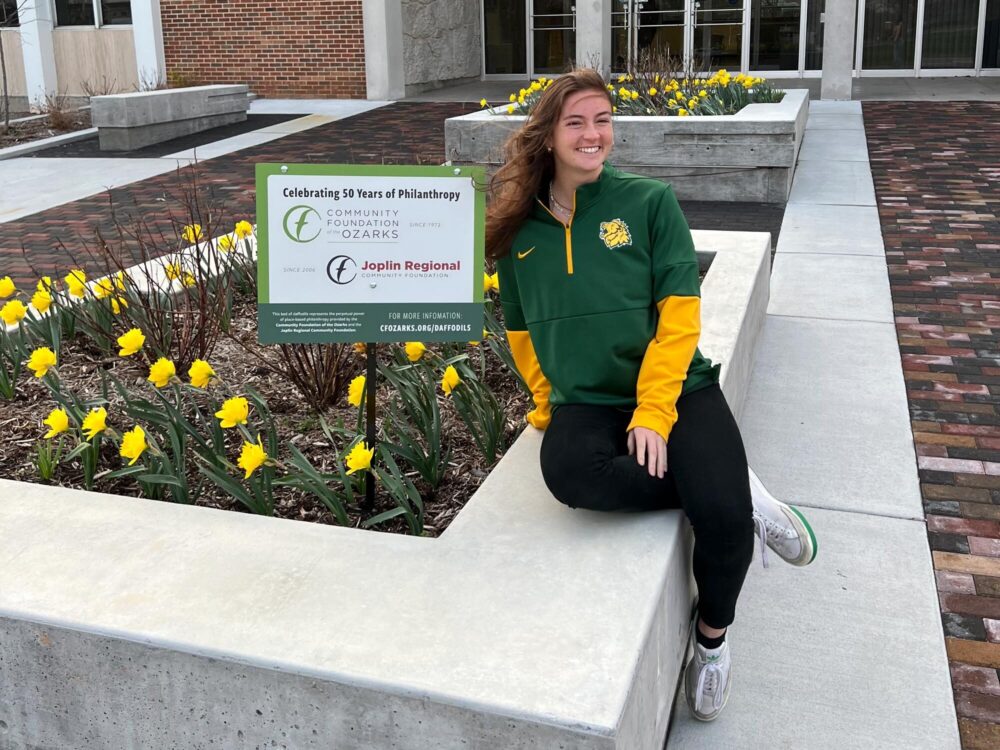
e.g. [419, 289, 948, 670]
[695, 659, 726, 713]
[753, 510, 795, 569]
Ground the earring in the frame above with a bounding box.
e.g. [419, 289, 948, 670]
[546, 146, 552, 152]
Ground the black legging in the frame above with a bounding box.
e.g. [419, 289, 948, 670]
[539, 384, 754, 629]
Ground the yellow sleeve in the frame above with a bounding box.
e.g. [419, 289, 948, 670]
[626, 295, 701, 442]
[506, 330, 552, 430]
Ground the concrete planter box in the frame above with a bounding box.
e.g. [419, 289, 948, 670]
[0, 231, 769, 750]
[445, 89, 808, 203]
[91, 84, 250, 152]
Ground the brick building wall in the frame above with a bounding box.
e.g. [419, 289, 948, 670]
[160, 0, 366, 99]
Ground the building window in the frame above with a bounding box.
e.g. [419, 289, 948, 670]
[99, 0, 133, 25]
[55, 0, 132, 27]
[0, 0, 19, 27]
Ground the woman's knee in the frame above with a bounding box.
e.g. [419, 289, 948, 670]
[540, 455, 607, 509]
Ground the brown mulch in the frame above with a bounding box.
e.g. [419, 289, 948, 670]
[0, 294, 532, 538]
[0, 110, 92, 149]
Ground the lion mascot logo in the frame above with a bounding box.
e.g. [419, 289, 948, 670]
[599, 218, 632, 249]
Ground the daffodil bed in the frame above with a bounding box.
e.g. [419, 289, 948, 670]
[481, 70, 783, 118]
[0, 227, 530, 538]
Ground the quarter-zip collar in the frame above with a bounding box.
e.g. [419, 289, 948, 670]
[532, 162, 618, 223]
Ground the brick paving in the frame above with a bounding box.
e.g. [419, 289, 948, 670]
[865, 101, 1000, 749]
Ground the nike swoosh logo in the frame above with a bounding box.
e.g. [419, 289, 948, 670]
[517, 247, 535, 260]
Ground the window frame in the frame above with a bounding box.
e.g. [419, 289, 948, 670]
[53, 0, 133, 29]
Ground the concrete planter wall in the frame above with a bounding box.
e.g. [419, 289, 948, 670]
[445, 89, 809, 203]
[90, 84, 250, 151]
[0, 231, 769, 750]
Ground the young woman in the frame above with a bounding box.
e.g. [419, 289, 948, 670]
[487, 69, 817, 722]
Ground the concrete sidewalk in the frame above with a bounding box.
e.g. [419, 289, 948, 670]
[665, 102, 960, 747]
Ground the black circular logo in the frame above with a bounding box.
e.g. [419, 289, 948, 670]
[326, 255, 357, 285]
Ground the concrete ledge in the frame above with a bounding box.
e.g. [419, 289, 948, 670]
[445, 90, 808, 202]
[91, 85, 250, 151]
[0, 127, 98, 162]
[0, 230, 769, 750]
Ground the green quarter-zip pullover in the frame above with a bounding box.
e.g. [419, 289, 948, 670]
[497, 163, 719, 442]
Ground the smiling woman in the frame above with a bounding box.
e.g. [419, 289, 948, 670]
[485, 67, 818, 724]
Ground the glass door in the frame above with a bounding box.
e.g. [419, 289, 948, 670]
[484, 0, 528, 75]
[921, 0, 979, 71]
[612, 0, 746, 73]
[530, 0, 576, 75]
[986, 0, 1000, 69]
[749, 0, 801, 72]
[612, 0, 687, 71]
[859, 0, 918, 71]
[692, 0, 747, 70]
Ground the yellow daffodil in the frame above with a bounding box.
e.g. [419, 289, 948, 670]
[507, 104, 515, 114]
[36, 276, 53, 292]
[114, 271, 126, 291]
[215, 396, 249, 428]
[1, 299, 27, 326]
[648, 87, 658, 96]
[93, 277, 115, 299]
[699, 89, 708, 97]
[404, 341, 426, 362]
[181, 272, 197, 288]
[618, 86, 629, 98]
[65, 269, 86, 298]
[163, 261, 182, 281]
[27, 347, 56, 378]
[345, 440, 375, 476]
[188, 359, 216, 388]
[480, 98, 488, 108]
[81, 407, 108, 440]
[0, 276, 15, 298]
[688, 98, 699, 109]
[31, 289, 52, 313]
[181, 224, 203, 243]
[237, 436, 268, 479]
[110, 296, 128, 315]
[117, 328, 145, 357]
[483, 271, 499, 294]
[234, 220, 253, 239]
[441, 365, 461, 396]
[348, 374, 366, 407]
[42, 407, 69, 439]
[119, 425, 148, 466]
[678, 109, 689, 117]
[630, 90, 639, 100]
[509, 93, 516, 102]
[618, 73, 627, 83]
[217, 235, 234, 252]
[675, 91, 684, 101]
[147, 358, 176, 388]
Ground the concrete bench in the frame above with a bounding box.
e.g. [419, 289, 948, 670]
[0, 230, 769, 750]
[90, 84, 250, 151]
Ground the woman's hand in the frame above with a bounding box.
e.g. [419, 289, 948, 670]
[627, 426, 667, 478]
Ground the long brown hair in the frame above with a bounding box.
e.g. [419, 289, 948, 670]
[485, 69, 611, 260]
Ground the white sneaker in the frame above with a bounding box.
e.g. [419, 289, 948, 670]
[684, 639, 732, 722]
[749, 466, 818, 567]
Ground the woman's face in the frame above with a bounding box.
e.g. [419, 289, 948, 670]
[548, 89, 613, 181]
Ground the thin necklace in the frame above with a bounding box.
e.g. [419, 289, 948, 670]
[549, 182, 573, 216]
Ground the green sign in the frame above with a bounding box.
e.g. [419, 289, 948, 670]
[255, 163, 486, 343]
